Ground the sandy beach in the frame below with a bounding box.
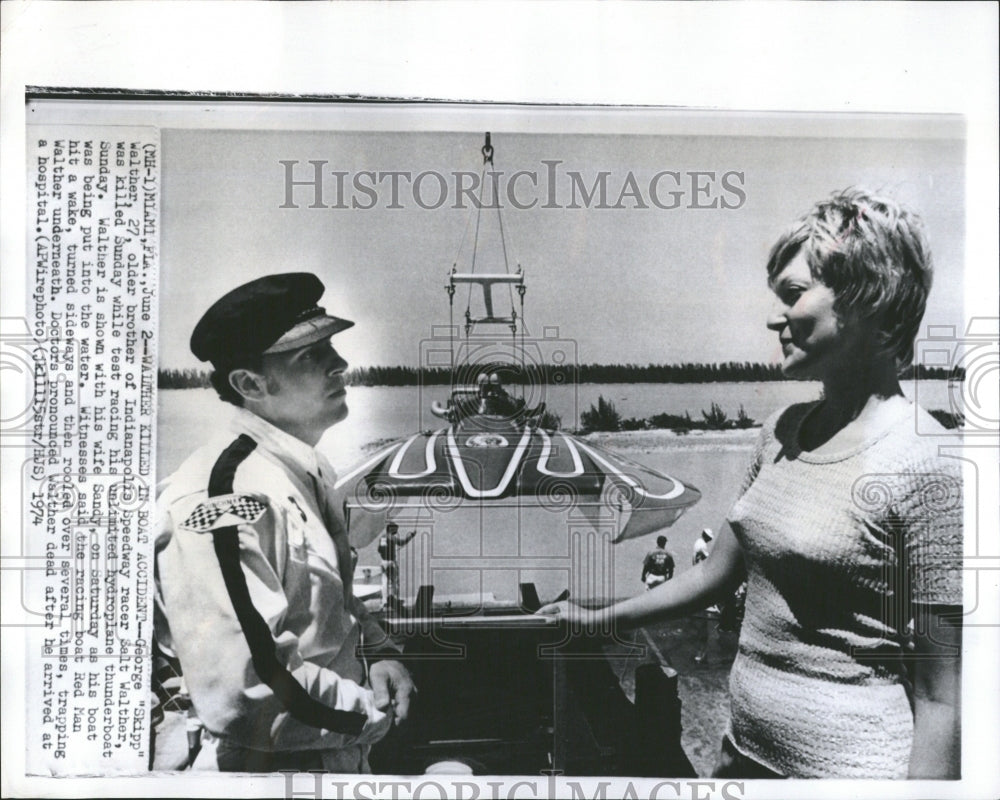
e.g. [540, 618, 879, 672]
[605, 615, 740, 777]
[581, 427, 759, 452]
[586, 431, 751, 776]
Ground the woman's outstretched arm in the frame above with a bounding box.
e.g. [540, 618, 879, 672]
[538, 520, 745, 632]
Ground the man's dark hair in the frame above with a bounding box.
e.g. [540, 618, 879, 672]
[209, 355, 264, 408]
[656, 535, 667, 548]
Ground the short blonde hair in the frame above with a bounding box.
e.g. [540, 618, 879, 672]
[766, 189, 933, 368]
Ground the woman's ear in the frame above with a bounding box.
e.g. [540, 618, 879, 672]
[839, 307, 894, 364]
[835, 300, 876, 334]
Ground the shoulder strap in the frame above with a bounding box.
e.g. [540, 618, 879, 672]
[207, 434, 366, 735]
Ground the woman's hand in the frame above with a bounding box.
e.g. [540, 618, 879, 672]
[539, 523, 745, 634]
[537, 600, 598, 628]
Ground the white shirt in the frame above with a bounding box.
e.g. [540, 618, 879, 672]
[155, 408, 393, 770]
[693, 537, 711, 565]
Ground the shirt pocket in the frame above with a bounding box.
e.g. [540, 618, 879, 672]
[283, 505, 349, 636]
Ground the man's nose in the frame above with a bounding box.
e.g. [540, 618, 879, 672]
[326, 348, 348, 374]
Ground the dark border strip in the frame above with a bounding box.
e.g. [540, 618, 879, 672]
[208, 434, 366, 736]
[23, 86, 649, 107]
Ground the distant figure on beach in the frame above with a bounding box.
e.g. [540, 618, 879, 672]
[378, 522, 417, 611]
[693, 528, 713, 565]
[641, 535, 675, 590]
[692, 530, 716, 664]
[542, 190, 963, 779]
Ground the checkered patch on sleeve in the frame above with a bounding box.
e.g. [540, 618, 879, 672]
[180, 494, 269, 532]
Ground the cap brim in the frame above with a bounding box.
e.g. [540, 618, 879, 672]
[264, 314, 354, 353]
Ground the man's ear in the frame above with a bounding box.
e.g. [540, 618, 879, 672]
[228, 368, 270, 402]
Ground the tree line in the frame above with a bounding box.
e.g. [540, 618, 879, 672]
[158, 361, 963, 389]
[579, 396, 760, 433]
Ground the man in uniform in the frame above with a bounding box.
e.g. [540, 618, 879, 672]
[155, 273, 414, 772]
[640, 535, 675, 590]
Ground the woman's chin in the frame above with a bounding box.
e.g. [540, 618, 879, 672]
[780, 359, 816, 381]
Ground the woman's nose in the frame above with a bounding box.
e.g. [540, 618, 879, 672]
[766, 300, 787, 331]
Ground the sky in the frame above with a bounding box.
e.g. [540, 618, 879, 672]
[158, 112, 965, 372]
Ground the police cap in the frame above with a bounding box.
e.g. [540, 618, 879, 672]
[190, 273, 354, 366]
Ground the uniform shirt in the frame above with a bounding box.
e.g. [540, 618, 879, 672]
[726, 402, 962, 778]
[155, 407, 394, 770]
[641, 547, 675, 579]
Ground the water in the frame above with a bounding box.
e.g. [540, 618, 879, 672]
[157, 380, 956, 601]
[157, 380, 956, 478]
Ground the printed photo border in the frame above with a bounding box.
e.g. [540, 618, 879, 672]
[2, 4, 997, 800]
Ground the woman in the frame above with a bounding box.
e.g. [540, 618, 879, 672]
[541, 189, 963, 779]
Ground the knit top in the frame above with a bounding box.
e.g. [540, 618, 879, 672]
[725, 401, 963, 778]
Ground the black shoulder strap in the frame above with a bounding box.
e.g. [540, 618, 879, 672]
[208, 434, 366, 735]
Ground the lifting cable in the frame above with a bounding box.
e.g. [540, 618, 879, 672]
[448, 133, 527, 395]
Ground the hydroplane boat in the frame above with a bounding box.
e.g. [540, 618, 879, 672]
[336, 135, 702, 776]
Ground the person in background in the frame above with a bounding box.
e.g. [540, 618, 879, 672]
[692, 529, 716, 664]
[542, 190, 962, 779]
[641, 535, 676, 590]
[693, 528, 713, 565]
[378, 522, 418, 612]
[155, 273, 415, 772]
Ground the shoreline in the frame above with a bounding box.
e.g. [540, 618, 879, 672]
[360, 426, 760, 455]
[580, 427, 759, 452]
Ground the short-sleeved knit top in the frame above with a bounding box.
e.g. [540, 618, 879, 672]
[726, 401, 963, 778]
